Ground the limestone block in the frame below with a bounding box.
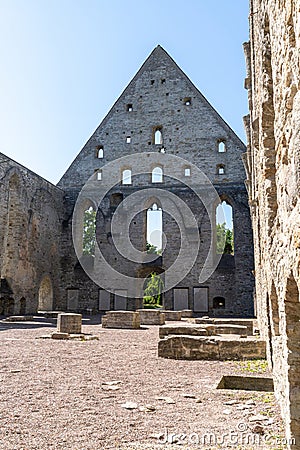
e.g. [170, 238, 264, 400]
[101, 311, 140, 329]
[159, 325, 208, 339]
[51, 332, 69, 340]
[218, 339, 266, 360]
[158, 335, 266, 360]
[57, 313, 82, 334]
[137, 309, 165, 325]
[158, 335, 219, 360]
[181, 309, 193, 318]
[213, 324, 249, 335]
[195, 318, 254, 336]
[160, 310, 182, 321]
[5, 315, 33, 322]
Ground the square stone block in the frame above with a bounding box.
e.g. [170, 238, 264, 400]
[137, 309, 165, 325]
[57, 313, 82, 334]
[160, 310, 182, 321]
[101, 311, 140, 329]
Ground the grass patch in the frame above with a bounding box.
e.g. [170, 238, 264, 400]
[236, 359, 269, 374]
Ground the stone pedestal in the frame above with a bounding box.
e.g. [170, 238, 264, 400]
[57, 313, 82, 334]
[137, 309, 165, 325]
[101, 311, 140, 329]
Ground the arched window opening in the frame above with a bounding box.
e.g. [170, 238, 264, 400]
[217, 164, 225, 175]
[154, 128, 162, 145]
[218, 141, 226, 153]
[83, 206, 96, 256]
[38, 275, 53, 311]
[97, 147, 104, 158]
[213, 296, 225, 309]
[216, 201, 234, 255]
[146, 203, 162, 253]
[285, 274, 300, 417]
[152, 166, 163, 183]
[122, 169, 132, 185]
[143, 272, 164, 308]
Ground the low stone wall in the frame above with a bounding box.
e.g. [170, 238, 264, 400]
[160, 310, 182, 321]
[158, 335, 266, 360]
[159, 325, 208, 339]
[181, 310, 193, 318]
[57, 313, 82, 334]
[102, 311, 140, 329]
[137, 309, 165, 325]
[159, 323, 249, 339]
[195, 318, 254, 336]
[4, 315, 34, 322]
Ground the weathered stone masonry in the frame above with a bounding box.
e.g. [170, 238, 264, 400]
[0, 154, 64, 314]
[58, 46, 254, 316]
[244, 0, 300, 445]
[0, 46, 254, 318]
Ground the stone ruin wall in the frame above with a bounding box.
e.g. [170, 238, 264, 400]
[58, 46, 254, 316]
[0, 154, 65, 314]
[244, 0, 300, 444]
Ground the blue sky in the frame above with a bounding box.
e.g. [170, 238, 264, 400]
[0, 1, 249, 185]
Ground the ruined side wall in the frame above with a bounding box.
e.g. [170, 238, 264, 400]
[244, 0, 300, 444]
[0, 154, 65, 314]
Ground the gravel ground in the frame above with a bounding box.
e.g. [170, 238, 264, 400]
[0, 316, 286, 450]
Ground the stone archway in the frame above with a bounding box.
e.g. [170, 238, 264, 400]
[38, 275, 53, 311]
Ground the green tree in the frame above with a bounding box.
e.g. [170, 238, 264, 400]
[82, 207, 96, 255]
[146, 242, 162, 255]
[143, 272, 163, 306]
[216, 223, 234, 255]
[146, 242, 158, 254]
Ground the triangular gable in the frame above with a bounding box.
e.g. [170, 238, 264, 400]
[58, 45, 245, 189]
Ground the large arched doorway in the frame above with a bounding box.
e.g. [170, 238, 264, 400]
[38, 275, 53, 311]
[142, 270, 164, 309]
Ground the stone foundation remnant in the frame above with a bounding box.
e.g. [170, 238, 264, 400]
[57, 313, 82, 334]
[181, 310, 193, 318]
[217, 375, 274, 392]
[137, 309, 165, 325]
[195, 318, 254, 336]
[159, 323, 249, 339]
[160, 310, 182, 321]
[101, 311, 141, 329]
[4, 315, 34, 322]
[158, 335, 266, 360]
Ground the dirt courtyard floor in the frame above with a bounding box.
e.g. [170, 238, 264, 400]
[0, 316, 288, 450]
